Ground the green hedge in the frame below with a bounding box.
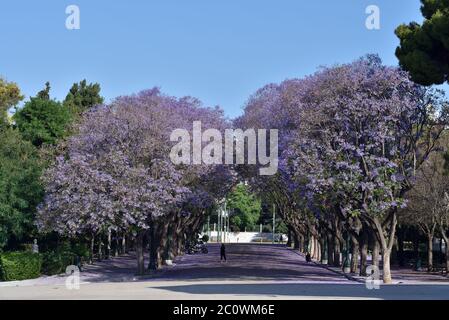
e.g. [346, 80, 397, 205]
[0, 252, 43, 281]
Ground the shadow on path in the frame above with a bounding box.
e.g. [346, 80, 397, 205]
[80, 243, 352, 283]
[153, 282, 449, 299]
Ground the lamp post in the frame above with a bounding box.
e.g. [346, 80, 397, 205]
[223, 209, 229, 243]
[217, 208, 221, 243]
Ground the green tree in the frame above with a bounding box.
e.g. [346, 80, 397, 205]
[0, 128, 43, 250]
[0, 78, 23, 129]
[14, 83, 71, 147]
[227, 184, 261, 232]
[63, 79, 104, 115]
[37, 82, 51, 100]
[395, 0, 449, 85]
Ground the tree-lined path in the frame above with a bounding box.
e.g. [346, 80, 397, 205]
[2, 243, 449, 300]
[157, 244, 352, 282]
[0, 244, 353, 286]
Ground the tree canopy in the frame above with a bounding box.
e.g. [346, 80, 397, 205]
[0, 128, 43, 250]
[63, 79, 104, 115]
[226, 183, 261, 232]
[14, 83, 72, 147]
[395, 0, 449, 85]
[0, 78, 23, 129]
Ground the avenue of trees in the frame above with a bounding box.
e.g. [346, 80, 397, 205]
[2, 0, 449, 282]
[236, 55, 449, 283]
[2, 54, 449, 283]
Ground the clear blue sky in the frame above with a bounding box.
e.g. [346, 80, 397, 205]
[0, 0, 433, 118]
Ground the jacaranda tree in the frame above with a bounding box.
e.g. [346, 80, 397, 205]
[37, 88, 232, 274]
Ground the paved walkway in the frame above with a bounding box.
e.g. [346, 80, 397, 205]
[1, 244, 449, 299]
[157, 244, 353, 283]
[0, 244, 353, 287]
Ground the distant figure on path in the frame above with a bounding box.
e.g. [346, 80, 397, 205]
[220, 243, 227, 262]
[305, 252, 311, 263]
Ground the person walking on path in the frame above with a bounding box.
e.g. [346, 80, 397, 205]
[305, 252, 312, 263]
[220, 243, 227, 262]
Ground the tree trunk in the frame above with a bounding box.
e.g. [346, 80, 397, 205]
[122, 234, 126, 254]
[373, 213, 397, 284]
[327, 233, 334, 266]
[157, 223, 169, 268]
[148, 222, 158, 271]
[299, 233, 305, 253]
[333, 235, 341, 267]
[382, 249, 392, 284]
[115, 231, 119, 257]
[135, 231, 145, 275]
[391, 237, 398, 266]
[320, 236, 328, 264]
[287, 228, 292, 248]
[107, 229, 111, 259]
[292, 230, 300, 249]
[89, 236, 94, 264]
[372, 240, 380, 268]
[166, 225, 175, 263]
[98, 237, 103, 261]
[360, 238, 368, 276]
[427, 234, 434, 272]
[313, 237, 320, 260]
[446, 241, 449, 276]
[350, 235, 359, 274]
[439, 226, 449, 276]
[308, 235, 314, 258]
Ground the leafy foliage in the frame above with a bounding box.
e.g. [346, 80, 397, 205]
[37, 88, 231, 238]
[395, 0, 449, 85]
[227, 184, 261, 232]
[0, 78, 23, 129]
[63, 79, 104, 116]
[14, 97, 71, 147]
[0, 251, 42, 281]
[41, 250, 75, 276]
[0, 128, 43, 250]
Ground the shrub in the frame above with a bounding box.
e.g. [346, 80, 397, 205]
[202, 235, 209, 243]
[0, 251, 42, 281]
[71, 243, 89, 260]
[41, 250, 75, 276]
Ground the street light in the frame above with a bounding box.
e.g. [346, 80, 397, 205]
[217, 208, 221, 243]
[222, 209, 229, 243]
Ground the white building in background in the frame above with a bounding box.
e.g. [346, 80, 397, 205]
[206, 231, 287, 243]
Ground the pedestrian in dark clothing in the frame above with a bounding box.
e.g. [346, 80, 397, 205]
[220, 243, 227, 262]
[305, 252, 311, 263]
